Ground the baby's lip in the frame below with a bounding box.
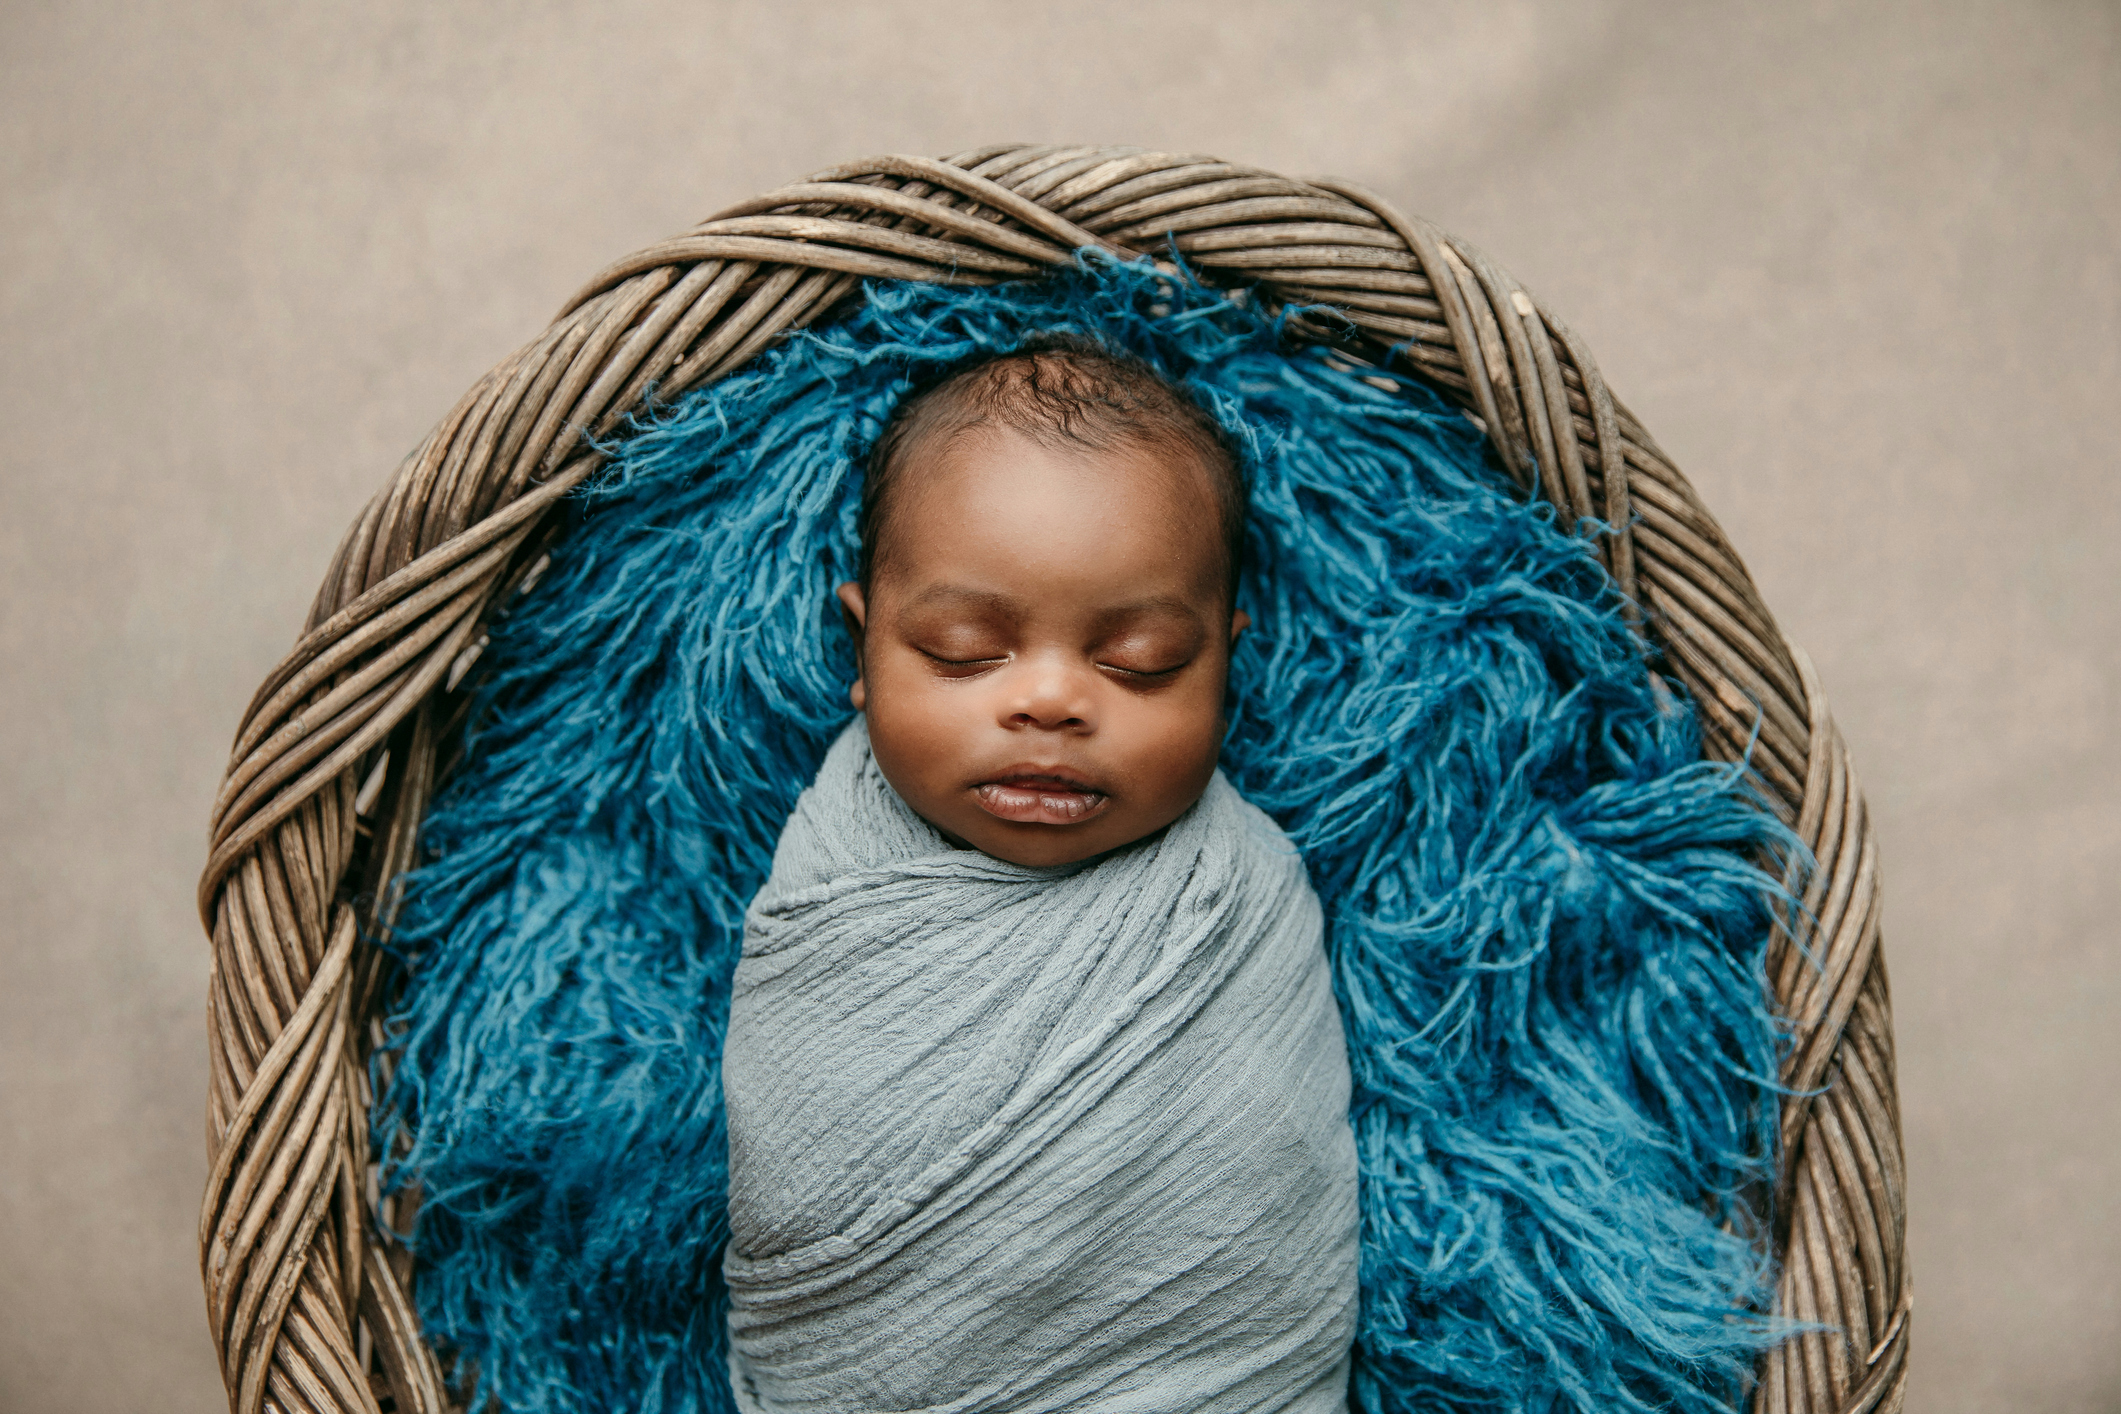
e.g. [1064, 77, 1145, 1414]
[972, 766, 1110, 826]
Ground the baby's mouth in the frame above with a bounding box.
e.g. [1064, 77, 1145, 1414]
[973, 773, 1110, 826]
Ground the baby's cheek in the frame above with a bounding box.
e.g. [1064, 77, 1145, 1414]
[864, 675, 982, 804]
[1119, 691, 1225, 802]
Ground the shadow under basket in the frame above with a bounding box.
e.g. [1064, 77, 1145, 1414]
[197, 144, 1908, 1414]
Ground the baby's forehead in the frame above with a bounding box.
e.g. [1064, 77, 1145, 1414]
[877, 429, 1230, 595]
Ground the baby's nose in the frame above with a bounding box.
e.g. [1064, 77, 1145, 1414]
[1002, 659, 1096, 731]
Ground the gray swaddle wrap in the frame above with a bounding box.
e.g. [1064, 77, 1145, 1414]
[722, 723, 1359, 1413]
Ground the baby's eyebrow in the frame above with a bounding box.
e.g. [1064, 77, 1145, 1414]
[898, 585, 1206, 632]
[902, 584, 1021, 617]
[1091, 596, 1207, 628]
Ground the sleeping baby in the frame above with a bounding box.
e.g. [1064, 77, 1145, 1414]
[719, 339, 1361, 1413]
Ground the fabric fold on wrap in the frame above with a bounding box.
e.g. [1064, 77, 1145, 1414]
[721, 722, 1359, 1413]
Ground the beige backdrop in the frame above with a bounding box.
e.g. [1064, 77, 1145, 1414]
[3, 2, 2116, 1410]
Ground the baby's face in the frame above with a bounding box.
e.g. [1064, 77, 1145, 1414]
[838, 426, 1246, 867]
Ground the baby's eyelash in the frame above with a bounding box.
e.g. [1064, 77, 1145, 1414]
[921, 649, 1007, 669]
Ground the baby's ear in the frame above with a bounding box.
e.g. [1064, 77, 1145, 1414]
[835, 582, 869, 709]
[1229, 609, 1251, 641]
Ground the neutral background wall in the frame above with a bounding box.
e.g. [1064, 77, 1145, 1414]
[3, 2, 2115, 1410]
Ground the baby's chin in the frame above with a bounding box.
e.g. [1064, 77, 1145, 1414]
[947, 818, 1160, 868]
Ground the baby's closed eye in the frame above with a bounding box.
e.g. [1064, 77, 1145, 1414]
[902, 615, 1011, 667]
[1095, 627, 1204, 679]
[917, 643, 1010, 675]
[1097, 651, 1188, 679]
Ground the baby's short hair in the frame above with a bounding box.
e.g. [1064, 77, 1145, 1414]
[860, 337, 1245, 600]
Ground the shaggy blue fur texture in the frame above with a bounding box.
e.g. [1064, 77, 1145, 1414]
[379, 256, 1792, 1414]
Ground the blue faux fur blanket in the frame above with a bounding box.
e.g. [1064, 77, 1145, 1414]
[379, 256, 1792, 1414]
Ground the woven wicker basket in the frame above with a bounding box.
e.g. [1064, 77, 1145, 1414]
[198, 145, 1908, 1414]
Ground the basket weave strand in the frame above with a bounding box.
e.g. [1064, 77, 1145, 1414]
[198, 145, 1908, 1414]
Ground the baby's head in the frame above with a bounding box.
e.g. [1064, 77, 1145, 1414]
[837, 339, 1248, 867]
